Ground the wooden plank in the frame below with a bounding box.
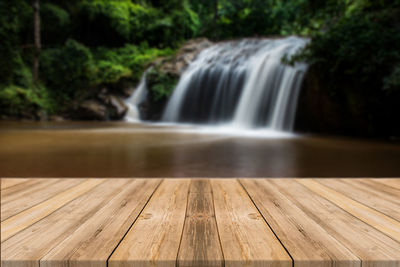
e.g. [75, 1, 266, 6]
[1, 179, 132, 267]
[212, 179, 292, 267]
[297, 179, 400, 243]
[109, 179, 190, 267]
[40, 179, 161, 267]
[177, 179, 224, 267]
[240, 179, 359, 267]
[351, 179, 400, 201]
[0, 178, 30, 190]
[277, 179, 400, 266]
[189, 178, 212, 194]
[2, 178, 400, 267]
[1, 179, 104, 242]
[2, 179, 62, 205]
[316, 179, 400, 221]
[1, 179, 48, 198]
[371, 178, 400, 191]
[1, 179, 86, 220]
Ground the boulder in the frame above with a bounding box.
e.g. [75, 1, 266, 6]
[49, 115, 65, 121]
[106, 95, 128, 119]
[69, 92, 128, 121]
[76, 100, 107, 120]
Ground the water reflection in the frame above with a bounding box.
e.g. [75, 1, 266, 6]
[1, 121, 399, 177]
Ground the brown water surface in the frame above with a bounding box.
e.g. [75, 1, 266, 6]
[1, 121, 399, 177]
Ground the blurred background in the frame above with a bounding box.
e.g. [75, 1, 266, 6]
[1, 0, 400, 177]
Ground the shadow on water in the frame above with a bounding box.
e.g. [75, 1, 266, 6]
[1, 121, 400, 178]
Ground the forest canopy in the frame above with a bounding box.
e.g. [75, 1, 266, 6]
[0, 0, 399, 136]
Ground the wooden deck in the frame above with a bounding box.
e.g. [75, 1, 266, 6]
[1, 178, 400, 267]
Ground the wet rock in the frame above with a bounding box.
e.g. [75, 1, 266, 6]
[76, 100, 107, 120]
[156, 38, 213, 75]
[49, 115, 65, 121]
[106, 95, 128, 119]
[68, 93, 128, 121]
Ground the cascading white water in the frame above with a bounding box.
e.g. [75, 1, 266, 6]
[162, 36, 308, 131]
[125, 69, 150, 122]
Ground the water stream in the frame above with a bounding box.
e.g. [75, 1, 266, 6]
[125, 37, 308, 132]
[125, 69, 150, 122]
[162, 36, 308, 131]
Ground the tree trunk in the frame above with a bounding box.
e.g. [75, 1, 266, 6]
[212, 0, 218, 40]
[33, 0, 41, 84]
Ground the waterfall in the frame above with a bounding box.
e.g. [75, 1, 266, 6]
[125, 69, 150, 122]
[162, 36, 308, 131]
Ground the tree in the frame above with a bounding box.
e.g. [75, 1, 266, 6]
[33, 0, 41, 84]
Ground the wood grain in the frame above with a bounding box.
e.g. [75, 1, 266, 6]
[109, 179, 190, 267]
[1, 179, 131, 267]
[1, 179, 104, 242]
[177, 179, 224, 267]
[1, 179, 85, 220]
[1, 178, 400, 267]
[40, 179, 161, 267]
[297, 179, 400, 243]
[351, 179, 400, 202]
[279, 179, 400, 267]
[240, 179, 359, 267]
[1, 179, 61, 204]
[1, 179, 48, 198]
[371, 178, 400, 191]
[0, 178, 30, 190]
[212, 179, 292, 267]
[316, 179, 400, 221]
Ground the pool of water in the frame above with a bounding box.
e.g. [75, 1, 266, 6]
[1, 121, 400, 177]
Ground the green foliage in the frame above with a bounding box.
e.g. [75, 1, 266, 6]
[96, 61, 132, 84]
[295, 7, 400, 93]
[0, 50, 33, 89]
[10, 55, 33, 89]
[147, 68, 179, 102]
[0, 0, 58, 117]
[40, 39, 97, 102]
[290, 1, 400, 135]
[0, 0, 32, 85]
[94, 44, 174, 82]
[0, 0, 32, 41]
[77, 0, 152, 44]
[190, 0, 349, 39]
[145, 3, 200, 46]
[41, 2, 70, 44]
[42, 3, 70, 28]
[39, 39, 174, 107]
[0, 85, 55, 117]
[72, 0, 200, 47]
